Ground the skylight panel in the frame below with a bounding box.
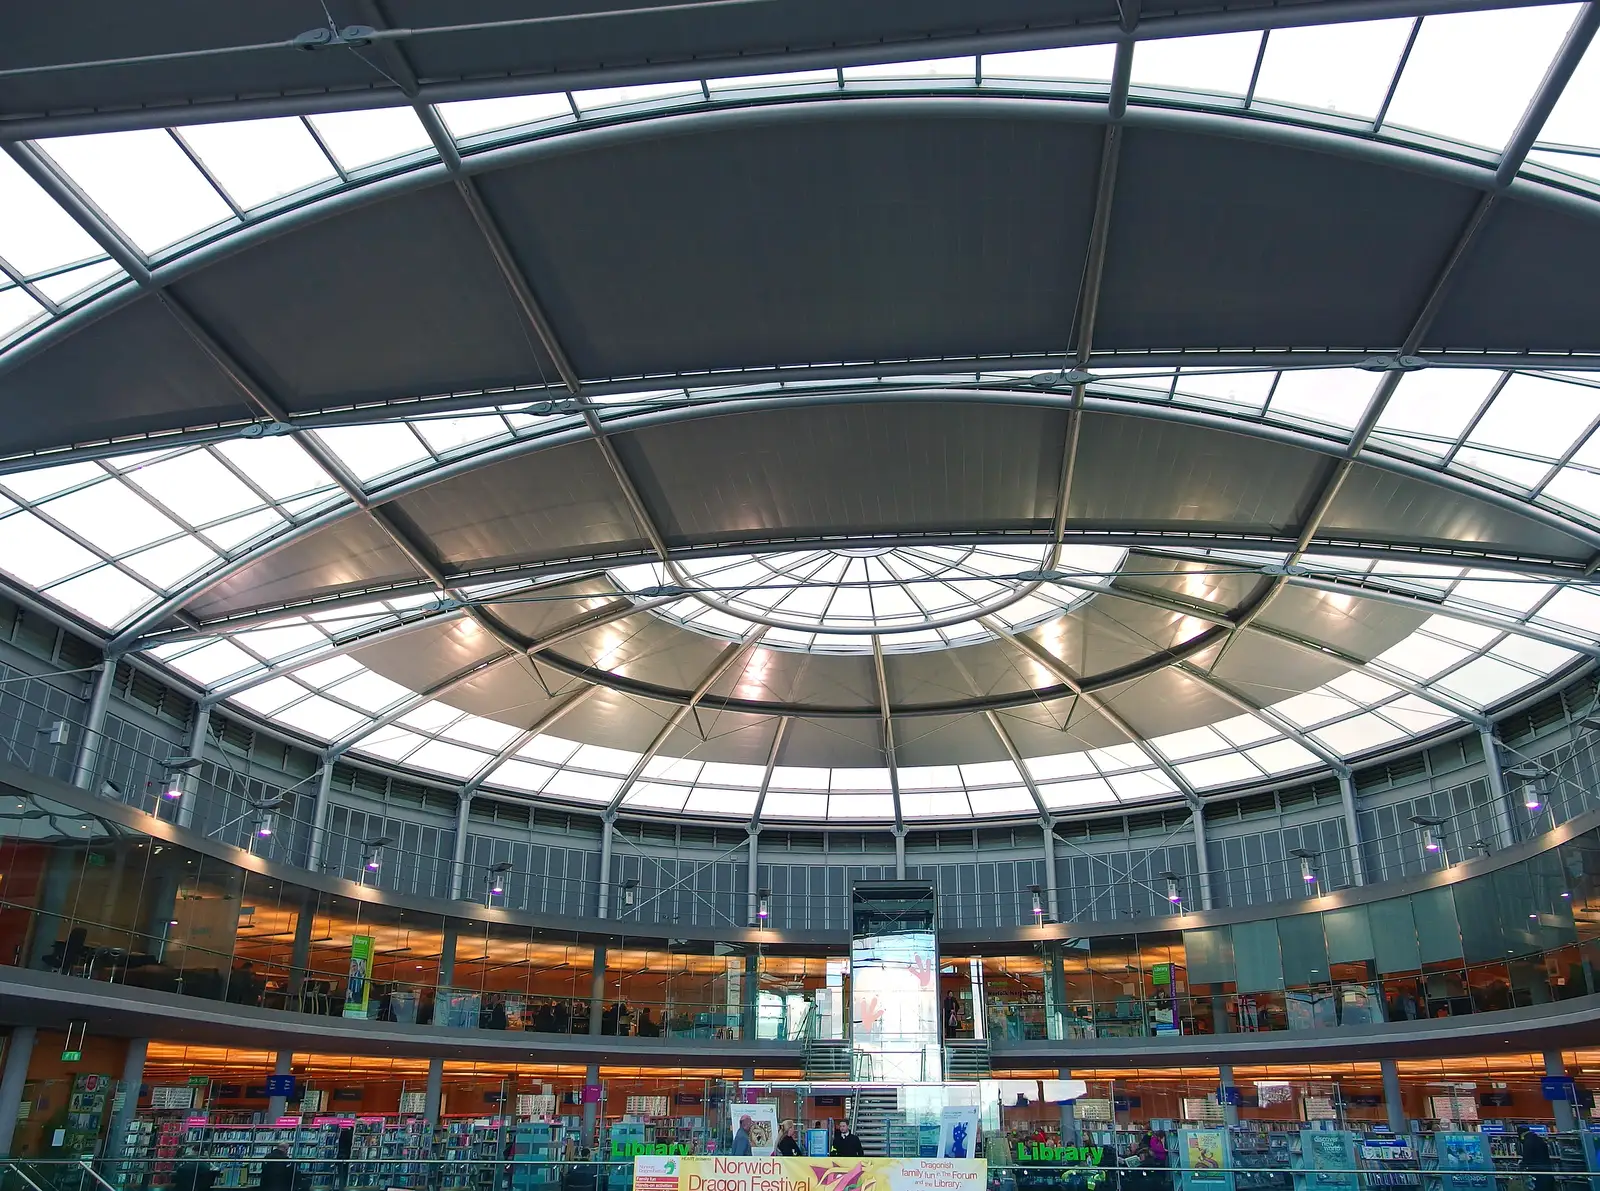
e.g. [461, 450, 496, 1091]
[644, 754, 702, 782]
[568, 742, 639, 774]
[685, 786, 759, 816]
[1491, 636, 1578, 673]
[0, 153, 108, 276]
[413, 414, 510, 455]
[1543, 463, 1600, 517]
[296, 655, 363, 687]
[443, 715, 520, 750]
[1527, 149, 1600, 182]
[406, 739, 488, 780]
[828, 793, 897, 818]
[122, 537, 218, 588]
[1171, 370, 1274, 411]
[488, 759, 556, 793]
[982, 45, 1116, 82]
[1038, 776, 1117, 807]
[122, 450, 263, 523]
[519, 733, 581, 764]
[1311, 712, 1408, 754]
[771, 765, 831, 790]
[1090, 742, 1150, 773]
[1433, 654, 1536, 704]
[1535, 585, 1600, 632]
[1381, 5, 1580, 150]
[1210, 712, 1279, 747]
[164, 638, 260, 685]
[571, 81, 703, 114]
[175, 119, 338, 210]
[842, 57, 976, 81]
[1025, 750, 1098, 781]
[831, 766, 892, 791]
[2, 461, 106, 502]
[1451, 570, 1548, 614]
[31, 260, 122, 305]
[1177, 753, 1262, 788]
[1376, 697, 1454, 734]
[232, 622, 327, 659]
[1466, 372, 1597, 460]
[1452, 447, 1550, 489]
[1325, 670, 1403, 705]
[1376, 633, 1474, 679]
[1244, 739, 1322, 774]
[628, 782, 688, 811]
[708, 69, 837, 92]
[896, 765, 960, 790]
[0, 288, 44, 340]
[1372, 369, 1502, 456]
[1108, 769, 1176, 799]
[306, 109, 435, 172]
[1130, 32, 1263, 96]
[312, 424, 431, 483]
[38, 130, 234, 254]
[1273, 688, 1362, 727]
[1266, 369, 1377, 430]
[762, 790, 828, 818]
[213, 437, 335, 502]
[1540, 38, 1600, 153]
[231, 676, 309, 715]
[900, 790, 973, 818]
[47, 567, 155, 627]
[322, 669, 413, 711]
[397, 700, 463, 733]
[0, 511, 98, 585]
[436, 94, 574, 139]
[544, 770, 624, 802]
[1415, 615, 1498, 651]
[199, 508, 285, 551]
[43, 482, 180, 554]
[1251, 20, 1415, 119]
[354, 727, 427, 762]
[960, 759, 1023, 786]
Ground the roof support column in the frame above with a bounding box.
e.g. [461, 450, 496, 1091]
[1336, 770, 1367, 886]
[597, 812, 616, 919]
[894, 824, 907, 880]
[1041, 820, 1060, 923]
[746, 826, 760, 925]
[450, 790, 473, 900]
[1192, 808, 1214, 910]
[308, 758, 335, 873]
[175, 702, 209, 830]
[1480, 726, 1517, 848]
[73, 654, 118, 791]
[872, 636, 903, 831]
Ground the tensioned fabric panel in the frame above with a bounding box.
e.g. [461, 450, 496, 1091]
[476, 111, 1103, 378]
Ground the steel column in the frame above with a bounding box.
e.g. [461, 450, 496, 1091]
[308, 760, 335, 872]
[1480, 727, 1517, 847]
[1380, 1058, 1405, 1133]
[1545, 1050, 1577, 1131]
[1041, 821, 1060, 922]
[265, 1049, 293, 1119]
[73, 656, 118, 790]
[0, 1026, 37, 1156]
[106, 1038, 148, 1158]
[424, 1056, 444, 1125]
[597, 814, 615, 919]
[176, 702, 210, 830]
[1193, 809, 1213, 910]
[1336, 771, 1367, 886]
[450, 791, 473, 900]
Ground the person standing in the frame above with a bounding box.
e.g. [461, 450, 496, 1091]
[777, 1123, 802, 1157]
[832, 1123, 865, 1158]
[259, 1146, 296, 1191]
[1518, 1126, 1554, 1191]
[732, 1115, 755, 1156]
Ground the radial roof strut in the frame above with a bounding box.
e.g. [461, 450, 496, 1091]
[983, 618, 1203, 809]
[326, 649, 518, 757]
[1171, 661, 1352, 775]
[872, 634, 904, 831]
[1208, 3, 1600, 671]
[746, 715, 790, 830]
[461, 684, 599, 795]
[603, 629, 768, 813]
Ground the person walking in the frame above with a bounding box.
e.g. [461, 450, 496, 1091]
[1518, 1126, 1555, 1191]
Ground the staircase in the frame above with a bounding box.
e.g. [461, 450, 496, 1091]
[849, 1087, 901, 1157]
[943, 1037, 992, 1080]
[804, 1036, 852, 1081]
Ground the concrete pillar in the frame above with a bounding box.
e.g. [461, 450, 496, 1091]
[1336, 771, 1366, 886]
[141, 862, 181, 964]
[1217, 1064, 1239, 1127]
[73, 657, 118, 790]
[424, 1057, 444, 1125]
[105, 1038, 147, 1158]
[1480, 728, 1517, 848]
[742, 1066, 755, 1082]
[743, 952, 760, 1040]
[27, 848, 76, 970]
[265, 1050, 293, 1120]
[308, 762, 335, 871]
[894, 826, 907, 880]
[450, 793, 473, 900]
[1057, 1070, 1080, 1143]
[746, 828, 760, 924]
[439, 921, 459, 990]
[1545, 1051, 1577, 1132]
[0, 1027, 37, 1156]
[1380, 1059, 1405, 1133]
[176, 704, 210, 829]
[1041, 822, 1060, 922]
[581, 1063, 600, 1143]
[287, 901, 315, 1001]
[589, 944, 607, 1036]
[597, 816, 615, 919]
[1192, 810, 1214, 910]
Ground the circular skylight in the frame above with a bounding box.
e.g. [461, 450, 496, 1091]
[611, 544, 1129, 654]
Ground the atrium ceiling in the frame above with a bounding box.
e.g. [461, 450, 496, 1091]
[3, 0, 1600, 825]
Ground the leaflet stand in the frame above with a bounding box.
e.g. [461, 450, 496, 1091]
[1432, 1132, 1495, 1191]
[1178, 1127, 1234, 1191]
[1296, 1129, 1359, 1191]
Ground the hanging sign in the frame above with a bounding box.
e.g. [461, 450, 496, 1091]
[343, 935, 374, 1018]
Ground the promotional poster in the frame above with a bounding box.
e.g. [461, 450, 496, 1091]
[936, 1107, 981, 1160]
[730, 1104, 779, 1157]
[342, 934, 373, 1019]
[634, 1156, 987, 1191]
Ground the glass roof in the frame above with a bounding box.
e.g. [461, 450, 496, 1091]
[4, 6, 1600, 824]
[5, 3, 1600, 362]
[610, 545, 1127, 654]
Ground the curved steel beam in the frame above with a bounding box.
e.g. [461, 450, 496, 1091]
[327, 649, 518, 757]
[462, 684, 599, 795]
